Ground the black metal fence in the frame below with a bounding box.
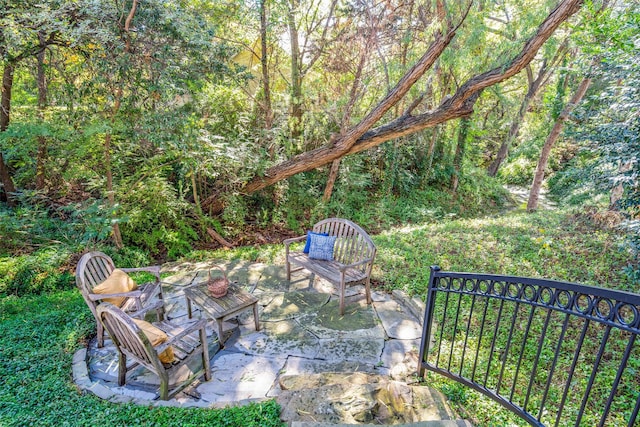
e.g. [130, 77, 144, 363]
[418, 266, 640, 427]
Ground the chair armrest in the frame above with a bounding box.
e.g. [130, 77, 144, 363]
[338, 257, 374, 273]
[156, 319, 208, 352]
[88, 289, 144, 301]
[128, 301, 164, 319]
[121, 265, 161, 281]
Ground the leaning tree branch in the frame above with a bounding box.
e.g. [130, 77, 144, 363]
[203, 0, 583, 210]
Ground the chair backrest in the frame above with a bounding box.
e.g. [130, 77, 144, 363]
[76, 251, 116, 294]
[96, 302, 164, 374]
[312, 218, 376, 270]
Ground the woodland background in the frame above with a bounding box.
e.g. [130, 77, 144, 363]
[0, 0, 638, 294]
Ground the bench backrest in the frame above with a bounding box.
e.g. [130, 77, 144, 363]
[312, 218, 376, 270]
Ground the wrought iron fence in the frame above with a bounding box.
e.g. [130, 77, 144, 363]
[418, 266, 640, 427]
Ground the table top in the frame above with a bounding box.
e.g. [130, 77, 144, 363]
[184, 281, 258, 318]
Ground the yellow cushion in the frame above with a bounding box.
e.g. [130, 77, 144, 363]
[93, 269, 138, 307]
[133, 319, 176, 364]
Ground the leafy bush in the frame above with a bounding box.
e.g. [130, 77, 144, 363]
[0, 247, 75, 296]
[118, 173, 198, 260]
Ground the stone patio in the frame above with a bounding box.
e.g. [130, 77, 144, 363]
[73, 260, 469, 426]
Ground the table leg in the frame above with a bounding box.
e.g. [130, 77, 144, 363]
[216, 318, 225, 346]
[253, 302, 260, 331]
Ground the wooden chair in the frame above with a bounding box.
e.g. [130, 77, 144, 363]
[76, 251, 164, 347]
[97, 302, 211, 400]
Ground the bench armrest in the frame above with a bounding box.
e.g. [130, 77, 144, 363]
[283, 235, 306, 247]
[338, 257, 374, 272]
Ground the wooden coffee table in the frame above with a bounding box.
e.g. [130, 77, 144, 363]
[184, 281, 260, 345]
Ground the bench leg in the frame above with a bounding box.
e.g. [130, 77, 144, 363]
[339, 275, 346, 316]
[365, 277, 372, 305]
[286, 259, 291, 281]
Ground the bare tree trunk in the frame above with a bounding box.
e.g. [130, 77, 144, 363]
[527, 76, 592, 211]
[287, 0, 303, 138]
[451, 117, 470, 193]
[323, 159, 341, 202]
[260, 0, 273, 132]
[0, 63, 17, 206]
[201, 0, 583, 213]
[35, 42, 47, 190]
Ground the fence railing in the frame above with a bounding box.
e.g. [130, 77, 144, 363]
[418, 266, 640, 427]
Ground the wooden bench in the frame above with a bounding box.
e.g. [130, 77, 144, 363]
[284, 218, 377, 315]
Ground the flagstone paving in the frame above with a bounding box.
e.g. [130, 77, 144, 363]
[74, 261, 468, 425]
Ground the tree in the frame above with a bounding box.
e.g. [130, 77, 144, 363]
[0, 0, 75, 205]
[527, 73, 591, 211]
[202, 0, 584, 212]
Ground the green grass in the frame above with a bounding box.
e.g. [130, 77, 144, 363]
[0, 206, 635, 426]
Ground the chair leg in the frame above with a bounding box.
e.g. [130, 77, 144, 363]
[117, 352, 127, 386]
[200, 327, 211, 381]
[159, 372, 169, 400]
[97, 321, 105, 348]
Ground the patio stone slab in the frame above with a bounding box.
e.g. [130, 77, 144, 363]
[196, 352, 286, 404]
[302, 300, 386, 340]
[374, 298, 423, 340]
[381, 338, 421, 381]
[280, 356, 383, 377]
[315, 337, 385, 365]
[261, 291, 330, 321]
[230, 319, 320, 359]
[277, 373, 456, 425]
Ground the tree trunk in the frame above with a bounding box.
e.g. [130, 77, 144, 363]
[0, 63, 17, 206]
[287, 0, 303, 138]
[104, 132, 123, 248]
[451, 117, 470, 193]
[488, 41, 567, 177]
[527, 76, 592, 211]
[323, 159, 341, 202]
[260, 0, 273, 132]
[201, 0, 583, 213]
[35, 43, 48, 190]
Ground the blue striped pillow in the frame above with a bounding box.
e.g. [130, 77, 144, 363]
[308, 234, 337, 261]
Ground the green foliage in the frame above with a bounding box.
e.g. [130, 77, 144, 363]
[0, 247, 75, 296]
[118, 173, 198, 260]
[0, 291, 284, 427]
